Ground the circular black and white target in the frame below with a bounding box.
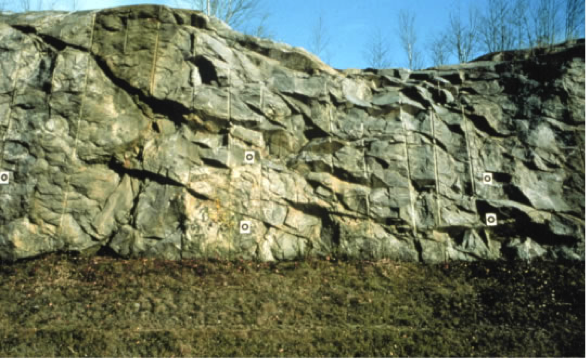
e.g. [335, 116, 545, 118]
[482, 172, 493, 185]
[244, 151, 255, 164]
[240, 220, 251, 234]
[485, 213, 497, 226]
[0, 172, 9, 184]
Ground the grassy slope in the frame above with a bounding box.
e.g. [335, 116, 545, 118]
[0, 254, 583, 357]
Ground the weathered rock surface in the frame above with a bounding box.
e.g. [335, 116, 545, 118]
[0, 5, 584, 262]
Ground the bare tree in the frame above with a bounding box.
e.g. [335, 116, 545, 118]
[397, 9, 422, 69]
[479, 0, 516, 52]
[363, 28, 392, 68]
[19, 0, 31, 11]
[532, 0, 561, 46]
[476, 0, 546, 51]
[429, 32, 450, 66]
[308, 13, 332, 63]
[510, 0, 532, 48]
[447, 5, 480, 63]
[580, 1, 586, 37]
[175, 0, 263, 31]
[564, 0, 584, 40]
[247, 12, 273, 39]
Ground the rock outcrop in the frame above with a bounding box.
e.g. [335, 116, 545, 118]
[0, 5, 584, 262]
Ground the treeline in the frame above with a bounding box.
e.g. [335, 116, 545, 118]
[423, 0, 584, 67]
[364, 0, 584, 69]
[308, 0, 583, 69]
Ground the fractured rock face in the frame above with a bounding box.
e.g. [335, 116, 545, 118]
[0, 5, 584, 262]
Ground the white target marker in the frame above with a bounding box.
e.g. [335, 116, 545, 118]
[482, 172, 493, 185]
[485, 213, 497, 226]
[239, 220, 251, 234]
[0, 172, 9, 184]
[244, 151, 255, 164]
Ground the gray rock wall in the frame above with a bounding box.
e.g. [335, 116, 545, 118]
[0, 5, 584, 262]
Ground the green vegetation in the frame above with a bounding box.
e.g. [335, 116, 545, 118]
[0, 253, 583, 357]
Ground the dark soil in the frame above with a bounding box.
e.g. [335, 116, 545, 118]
[0, 253, 583, 357]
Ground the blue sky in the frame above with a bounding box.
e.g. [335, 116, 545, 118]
[2, 0, 585, 69]
[262, 0, 471, 68]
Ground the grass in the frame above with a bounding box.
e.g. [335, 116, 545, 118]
[0, 253, 583, 357]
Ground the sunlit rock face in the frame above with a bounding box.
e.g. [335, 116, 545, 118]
[0, 5, 583, 262]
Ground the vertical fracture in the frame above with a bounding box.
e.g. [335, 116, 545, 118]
[430, 109, 441, 227]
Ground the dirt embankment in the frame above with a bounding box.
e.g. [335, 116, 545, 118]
[0, 254, 584, 357]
